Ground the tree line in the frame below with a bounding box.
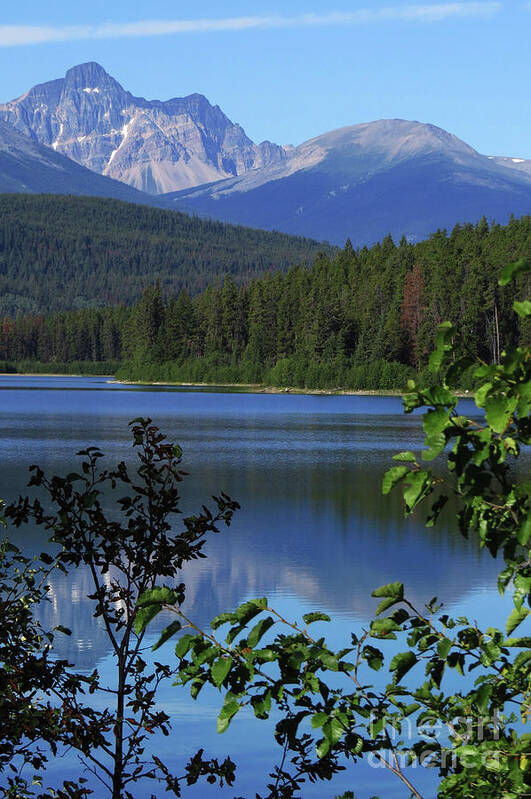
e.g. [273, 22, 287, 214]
[1, 215, 529, 390]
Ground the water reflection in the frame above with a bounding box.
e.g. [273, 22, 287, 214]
[0, 376, 499, 673]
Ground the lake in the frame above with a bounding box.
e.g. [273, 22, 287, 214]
[0, 375, 507, 798]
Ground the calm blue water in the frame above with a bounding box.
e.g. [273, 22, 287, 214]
[0, 376, 511, 798]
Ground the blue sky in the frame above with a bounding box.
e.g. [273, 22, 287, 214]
[1, 1, 529, 157]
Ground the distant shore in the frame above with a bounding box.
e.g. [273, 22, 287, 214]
[110, 378, 405, 396]
[1, 372, 402, 395]
[1, 373, 472, 398]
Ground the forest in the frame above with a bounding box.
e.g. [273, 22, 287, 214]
[0, 194, 326, 316]
[1, 214, 529, 390]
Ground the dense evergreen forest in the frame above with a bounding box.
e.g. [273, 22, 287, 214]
[0, 194, 328, 316]
[1, 216, 529, 390]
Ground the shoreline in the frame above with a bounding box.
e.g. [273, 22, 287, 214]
[110, 378, 404, 396]
[2, 372, 403, 395]
[1, 373, 471, 398]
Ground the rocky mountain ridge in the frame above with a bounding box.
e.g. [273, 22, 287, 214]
[168, 119, 531, 244]
[0, 62, 286, 194]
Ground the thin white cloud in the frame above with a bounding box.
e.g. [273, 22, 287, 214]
[0, 4, 502, 48]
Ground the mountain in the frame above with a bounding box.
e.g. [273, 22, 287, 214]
[488, 155, 531, 178]
[0, 118, 169, 204]
[0, 194, 329, 316]
[166, 119, 531, 245]
[2, 64, 529, 246]
[0, 62, 286, 195]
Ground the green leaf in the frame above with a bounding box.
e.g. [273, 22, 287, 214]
[303, 611, 331, 625]
[311, 712, 328, 729]
[320, 651, 339, 671]
[362, 645, 384, 671]
[210, 611, 235, 630]
[456, 744, 482, 767]
[246, 616, 275, 648]
[174, 633, 196, 659]
[134, 604, 163, 635]
[426, 493, 448, 527]
[392, 451, 417, 463]
[403, 391, 422, 413]
[254, 648, 276, 662]
[372, 582, 404, 600]
[517, 514, 531, 546]
[498, 257, 529, 286]
[375, 596, 402, 615]
[437, 638, 452, 660]
[403, 471, 432, 512]
[484, 756, 505, 773]
[211, 657, 232, 688]
[475, 381, 493, 408]
[137, 586, 178, 608]
[370, 617, 401, 640]
[506, 606, 530, 636]
[514, 573, 531, 610]
[503, 636, 531, 648]
[216, 694, 240, 733]
[370, 715, 385, 737]
[194, 644, 218, 666]
[251, 689, 271, 719]
[429, 321, 456, 372]
[382, 466, 409, 495]
[234, 598, 268, 624]
[421, 432, 446, 461]
[322, 717, 344, 746]
[389, 651, 417, 684]
[423, 409, 450, 439]
[485, 395, 518, 434]
[473, 684, 492, 713]
[517, 379, 531, 418]
[152, 619, 181, 651]
[316, 738, 330, 758]
[423, 386, 458, 407]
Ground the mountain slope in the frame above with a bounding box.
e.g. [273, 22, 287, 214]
[0, 194, 329, 316]
[0, 62, 286, 194]
[0, 118, 169, 204]
[167, 119, 531, 245]
[489, 155, 531, 178]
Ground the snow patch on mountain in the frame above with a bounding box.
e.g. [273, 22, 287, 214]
[106, 117, 135, 167]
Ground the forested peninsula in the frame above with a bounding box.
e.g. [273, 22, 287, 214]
[1, 213, 529, 390]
